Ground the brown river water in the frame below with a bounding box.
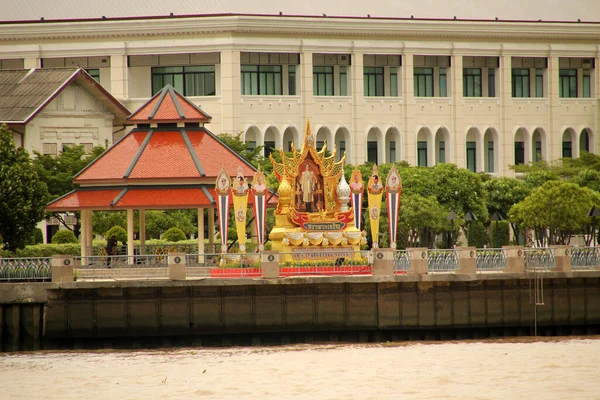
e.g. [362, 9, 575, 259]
[1, 337, 599, 400]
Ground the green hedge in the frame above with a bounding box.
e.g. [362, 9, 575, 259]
[467, 221, 488, 248]
[161, 227, 187, 242]
[105, 226, 127, 243]
[489, 220, 510, 248]
[0, 243, 81, 258]
[51, 229, 78, 244]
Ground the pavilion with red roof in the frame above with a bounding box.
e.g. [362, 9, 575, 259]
[47, 85, 276, 262]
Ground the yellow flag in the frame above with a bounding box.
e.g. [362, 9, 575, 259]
[367, 165, 384, 248]
[231, 167, 249, 253]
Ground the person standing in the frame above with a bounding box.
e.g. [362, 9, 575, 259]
[105, 235, 117, 267]
[300, 164, 316, 212]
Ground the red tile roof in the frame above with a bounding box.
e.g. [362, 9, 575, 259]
[114, 188, 211, 208]
[128, 85, 211, 123]
[46, 189, 123, 211]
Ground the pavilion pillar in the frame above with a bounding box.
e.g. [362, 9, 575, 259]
[80, 210, 89, 266]
[139, 209, 146, 255]
[127, 209, 134, 265]
[198, 208, 205, 262]
[86, 210, 93, 256]
[208, 208, 216, 252]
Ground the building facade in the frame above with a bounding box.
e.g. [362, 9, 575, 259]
[1, 15, 599, 175]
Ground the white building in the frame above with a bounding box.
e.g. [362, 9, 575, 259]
[1, 5, 599, 176]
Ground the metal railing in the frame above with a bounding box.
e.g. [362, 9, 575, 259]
[571, 246, 600, 269]
[524, 248, 556, 270]
[75, 255, 168, 281]
[393, 250, 411, 273]
[0, 257, 52, 282]
[476, 248, 508, 271]
[427, 250, 459, 272]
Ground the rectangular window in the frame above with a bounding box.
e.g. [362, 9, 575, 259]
[288, 65, 296, 95]
[439, 68, 447, 97]
[241, 65, 282, 95]
[247, 141, 256, 151]
[86, 69, 100, 83]
[466, 141, 476, 172]
[313, 66, 334, 96]
[515, 142, 525, 165]
[339, 66, 348, 96]
[562, 141, 572, 158]
[487, 141, 494, 173]
[463, 68, 482, 97]
[512, 69, 530, 98]
[438, 141, 445, 164]
[367, 141, 378, 164]
[535, 141, 542, 162]
[364, 67, 384, 96]
[316, 141, 325, 151]
[338, 140, 346, 161]
[414, 68, 434, 97]
[535, 69, 544, 97]
[42, 143, 58, 156]
[389, 141, 396, 163]
[390, 67, 398, 97]
[583, 72, 591, 98]
[488, 69, 495, 97]
[417, 141, 428, 167]
[82, 143, 94, 154]
[264, 141, 276, 158]
[152, 66, 216, 96]
[559, 69, 577, 98]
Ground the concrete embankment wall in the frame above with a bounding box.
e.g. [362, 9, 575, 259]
[1, 273, 600, 352]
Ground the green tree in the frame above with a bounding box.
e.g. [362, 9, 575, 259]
[398, 194, 447, 248]
[161, 227, 187, 242]
[33, 144, 105, 233]
[51, 229, 78, 244]
[217, 133, 263, 166]
[483, 177, 530, 242]
[508, 181, 600, 246]
[0, 124, 50, 251]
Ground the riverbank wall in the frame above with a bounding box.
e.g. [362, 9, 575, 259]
[1, 271, 599, 352]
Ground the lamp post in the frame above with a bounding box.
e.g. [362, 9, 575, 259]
[490, 211, 503, 249]
[588, 205, 600, 247]
[463, 210, 477, 246]
[447, 210, 456, 248]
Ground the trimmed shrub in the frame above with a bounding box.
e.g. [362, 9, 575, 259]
[105, 226, 127, 243]
[467, 221, 488, 248]
[161, 227, 187, 242]
[51, 229, 78, 244]
[489, 220, 510, 248]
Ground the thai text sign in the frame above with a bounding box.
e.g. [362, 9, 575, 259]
[302, 221, 345, 231]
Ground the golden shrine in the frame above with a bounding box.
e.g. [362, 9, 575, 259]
[269, 121, 366, 258]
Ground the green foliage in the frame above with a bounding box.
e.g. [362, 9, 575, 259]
[483, 177, 530, 218]
[0, 124, 50, 251]
[217, 132, 264, 166]
[0, 243, 81, 258]
[51, 229, 78, 244]
[161, 227, 187, 242]
[93, 211, 126, 236]
[105, 226, 127, 242]
[489, 220, 510, 248]
[466, 221, 488, 248]
[33, 144, 105, 201]
[508, 181, 600, 246]
[398, 194, 447, 248]
[26, 228, 44, 245]
[571, 169, 600, 193]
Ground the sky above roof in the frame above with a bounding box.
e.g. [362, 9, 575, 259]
[1, 0, 599, 22]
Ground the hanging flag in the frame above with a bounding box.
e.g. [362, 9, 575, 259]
[349, 165, 364, 231]
[252, 168, 268, 252]
[215, 166, 231, 254]
[231, 166, 250, 253]
[386, 164, 403, 249]
[367, 164, 384, 249]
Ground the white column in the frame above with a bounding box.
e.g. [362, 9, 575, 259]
[80, 210, 88, 266]
[499, 54, 512, 176]
[351, 50, 365, 165]
[110, 53, 129, 100]
[87, 210, 94, 264]
[451, 54, 464, 167]
[139, 209, 146, 255]
[547, 55, 560, 161]
[220, 49, 242, 134]
[197, 208, 205, 262]
[127, 209, 134, 265]
[402, 53, 416, 166]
